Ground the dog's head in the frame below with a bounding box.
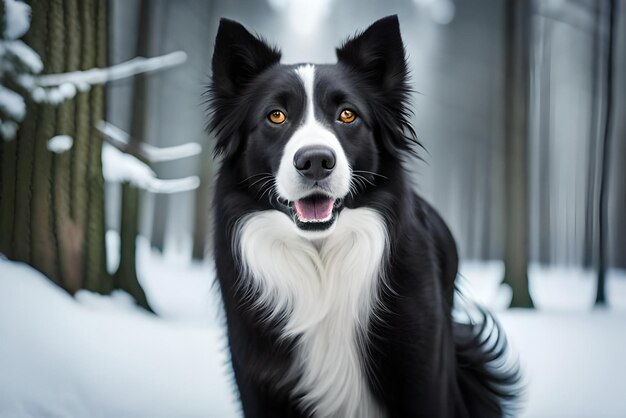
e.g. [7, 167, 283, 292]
[208, 16, 415, 238]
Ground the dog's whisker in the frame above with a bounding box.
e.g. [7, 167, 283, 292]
[268, 185, 280, 205]
[351, 175, 369, 191]
[258, 179, 276, 201]
[255, 179, 273, 198]
[248, 175, 274, 188]
[353, 170, 388, 180]
[354, 173, 375, 183]
[239, 172, 274, 185]
[348, 179, 360, 199]
[357, 176, 375, 187]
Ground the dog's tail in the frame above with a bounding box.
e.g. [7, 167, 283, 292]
[453, 305, 522, 418]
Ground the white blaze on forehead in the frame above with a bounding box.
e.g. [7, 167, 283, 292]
[294, 64, 316, 122]
[274, 64, 351, 217]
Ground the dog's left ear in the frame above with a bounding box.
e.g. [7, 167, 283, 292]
[336, 16, 415, 155]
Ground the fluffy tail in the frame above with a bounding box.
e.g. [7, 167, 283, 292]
[453, 306, 522, 418]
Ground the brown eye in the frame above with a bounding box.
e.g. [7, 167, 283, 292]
[268, 110, 286, 124]
[339, 109, 356, 123]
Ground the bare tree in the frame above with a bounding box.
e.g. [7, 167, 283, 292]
[192, 139, 214, 260]
[583, 2, 603, 269]
[113, 0, 152, 310]
[595, 0, 617, 307]
[502, 0, 534, 308]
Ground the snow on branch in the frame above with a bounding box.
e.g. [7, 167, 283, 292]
[1, 40, 44, 74]
[0, 84, 26, 120]
[36, 51, 187, 91]
[1, 0, 38, 140]
[1, 0, 186, 140]
[102, 143, 199, 194]
[31, 51, 187, 104]
[3, 0, 31, 40]
[96, 121, 201, 163]
[47, 135, 73, 153]
[36, 51, 187, 87]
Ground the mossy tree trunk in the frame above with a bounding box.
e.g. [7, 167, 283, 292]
[1, 0, 151, 310]
[0, 0, 110, 293]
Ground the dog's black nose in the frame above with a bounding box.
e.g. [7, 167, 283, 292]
[293, 146, 336, 180]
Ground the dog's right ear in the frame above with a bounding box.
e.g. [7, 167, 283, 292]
[211, 18, 281, 96]
[208, 19, 281, 158]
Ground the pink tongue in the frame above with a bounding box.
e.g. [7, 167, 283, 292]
[294, 196, 334, 221]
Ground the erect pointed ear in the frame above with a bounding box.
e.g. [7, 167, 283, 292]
[211, 18, 281, 96]
[336, 16, 416, 156]
[336, 15, 407, 92]
[208, 19, 281, 158]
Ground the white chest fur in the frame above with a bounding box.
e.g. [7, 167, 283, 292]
[236, 208, 388, 418]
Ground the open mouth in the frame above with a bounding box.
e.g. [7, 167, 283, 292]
[285, 194, 342, 231]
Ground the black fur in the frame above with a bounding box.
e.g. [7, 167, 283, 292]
[208, 15, 520, 418]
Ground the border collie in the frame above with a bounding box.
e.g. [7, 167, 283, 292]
[208, 15, 519, 418]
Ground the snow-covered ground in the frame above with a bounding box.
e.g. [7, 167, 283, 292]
[1, 238, 625, 417]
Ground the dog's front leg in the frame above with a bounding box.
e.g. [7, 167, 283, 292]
[232, 356, 309, 418]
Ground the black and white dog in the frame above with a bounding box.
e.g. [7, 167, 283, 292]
[208, 15, 519, 418]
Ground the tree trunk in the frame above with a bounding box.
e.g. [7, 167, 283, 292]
[192, 135, 213, 260]
[115, 182, 151, 309]
[0, 0, 111, 294]
[537, 17, 552, 265]
[583, 2, 604, 269]
[113, 0, 152, 311]
[596, 0, 617, 307]
[502, 0, 534, 308]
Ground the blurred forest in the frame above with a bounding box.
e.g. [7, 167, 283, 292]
[1, 0, 625, 308]
[107, 0, 626, 260]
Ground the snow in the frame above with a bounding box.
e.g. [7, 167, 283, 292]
[459, 260, 626, 312]
[0, 118, 17, 139]
[0, 256, 240, 418]
[74, 288, 141, 314]
[31, 82, 77, 105]
[29, 82, 78, 106]
[36, 51, 187, 88]
[105, 230, 218, 324]
[501, 310, 626, 418]
[97, 121, 202, 163]
[0, 83, 25, 140]
[1, 39, 43, 73]
[102, 142, 200, 194]
[1, 245, 626, 417]
[0, 84, 25, 120]
[0, 47, 184, 107]
[47, 134, 73, 153]
[0, 0, 41, 142]
[2, 0, 31, 40]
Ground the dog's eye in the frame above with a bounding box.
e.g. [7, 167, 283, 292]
[338, 109, 356, 124]
[268, 110, 286, 124]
